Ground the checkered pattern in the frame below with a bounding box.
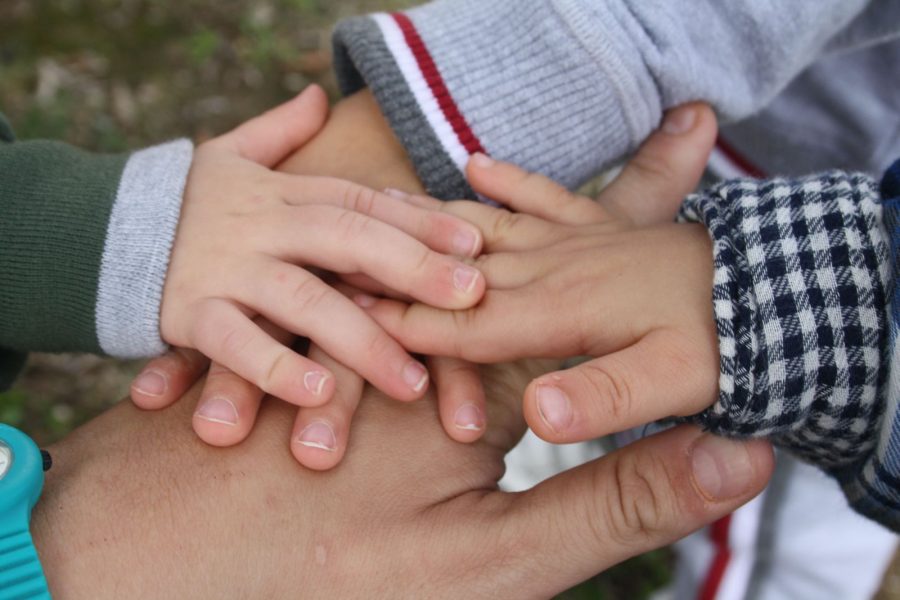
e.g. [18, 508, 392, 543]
[679, 171, 892, 471]
[840, 159, 900, 530]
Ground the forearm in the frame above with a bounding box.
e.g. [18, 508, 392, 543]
[276, 89, 424, 195]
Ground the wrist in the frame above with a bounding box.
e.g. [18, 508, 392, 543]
[277, 90, 424, 194]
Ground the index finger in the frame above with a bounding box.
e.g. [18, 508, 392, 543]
[278, 176, 483, 258]
[387, 191, 567, 253]
[353, 291, 581, 363]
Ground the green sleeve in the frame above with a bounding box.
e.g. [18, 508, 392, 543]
[0, 115, 128, 388]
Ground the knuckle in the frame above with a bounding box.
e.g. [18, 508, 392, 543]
[549, 185, 576, 208]
[598, 452, 676, 547]
[364, 329, 399, 364]
[290, 276, 329, 314]
[580, 362, 634, 422]
[262, 349, 293, 391]
[334, 208, 374, 243]
[631, 152, 675, 183]
[489, 209, 521, 244]
[342, 183, 378, 216]
[217, 324, 253, 362]
[449, 309, 480, 359]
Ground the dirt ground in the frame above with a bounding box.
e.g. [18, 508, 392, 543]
[0, 1, 896, 598]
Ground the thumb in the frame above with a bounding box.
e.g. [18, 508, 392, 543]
[490, 426, 773, 597]
[599, 102, 717, 225]
[213, 84, 329, 167]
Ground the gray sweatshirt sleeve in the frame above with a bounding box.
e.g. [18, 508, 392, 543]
[332, 0, 884, 199]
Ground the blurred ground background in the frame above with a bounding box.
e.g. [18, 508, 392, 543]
[0, 1, 896, 598]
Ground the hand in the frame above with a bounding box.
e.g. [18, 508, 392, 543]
[356, 103, 723, 443]
[34, 359, 773, 598]
[153, 85, 488, 413]
[132, 90, 492, 468]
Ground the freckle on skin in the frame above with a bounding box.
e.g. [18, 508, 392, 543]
[315, 544, 327, 566]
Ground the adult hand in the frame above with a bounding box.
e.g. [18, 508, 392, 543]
[34, 361, 772, 598]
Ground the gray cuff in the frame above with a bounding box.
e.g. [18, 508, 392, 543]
[95, 139, 193, 358]
[333, 16, 474, 200]
[333, 1, 657, 197]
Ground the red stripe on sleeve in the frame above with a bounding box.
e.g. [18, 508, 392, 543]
[716, 137, 766, 179]
[391, 12, 487, 156]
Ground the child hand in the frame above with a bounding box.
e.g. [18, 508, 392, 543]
[157, 85, 486, 413]
[355, 104, 723, 443]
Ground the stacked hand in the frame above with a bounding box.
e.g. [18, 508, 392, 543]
[133, 99, 725, 472]
[132, 86, 486, 465]
[357, 103, 723, 444]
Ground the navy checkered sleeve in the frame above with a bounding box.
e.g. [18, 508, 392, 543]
[679, 172, 893, 475]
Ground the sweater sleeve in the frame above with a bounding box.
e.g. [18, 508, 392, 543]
[332, 0, 888, 200]
[678, 166, 899, 530]
[0, 127, 193, 386]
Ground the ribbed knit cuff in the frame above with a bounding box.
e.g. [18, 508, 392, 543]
[0, 139, 192, 358]
[333, 0, 656, 199]
[679, 172, 892, 473]
[95, 139, 193, 358]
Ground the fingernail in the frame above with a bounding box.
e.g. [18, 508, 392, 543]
[454, 404, 485, 431]
[195, 397, 238, 426]
[384, 187, 409, 200]
[452, 229, 479, 257]
[691, 434, 755, 500]
[132, 370, 167, 396]
[536, 385, 572, 433]
[304, 371, 329, 396]
[662, 107, 697, 135]
[353, 293, 377, 308]
[402, 361, 429, 392]
[471, 152, 494, 168]
[453, 265, 480, 294]
[297, 421, 337, 452]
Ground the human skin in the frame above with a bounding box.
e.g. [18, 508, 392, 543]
[32, 362, 772, 599]
[132, 90, 495, 468]
[157, 85, 485, 411]
[131, 94, 721, 473]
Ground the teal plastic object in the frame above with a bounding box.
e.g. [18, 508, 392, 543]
[0, 424, 50, 600]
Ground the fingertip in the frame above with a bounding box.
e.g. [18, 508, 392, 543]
[465, 153, 500, 195]
[301, 369, 336, 407]
[522, 379, 574, 444]
[192, 396, 252, 447]
[192, 417, 250, 447]
[444, 403, 487, 443]
[688, 431, 774, 503]
[397, 359, 430, 401]
[451, 263, 486, 306]
[660, 102, 717, 143]
[292, 420, 345, 470]
[130, 368, 171, 410]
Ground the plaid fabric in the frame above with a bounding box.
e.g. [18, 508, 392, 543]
[679, 171, 892, 477]
[839, 159, 900, 530]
